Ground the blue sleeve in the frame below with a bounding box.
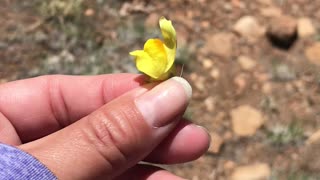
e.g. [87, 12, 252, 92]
[0, 143, 57, 180]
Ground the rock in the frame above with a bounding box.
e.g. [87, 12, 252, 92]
[47, 50, 75, 66]
[189, 73, 198, 81]
[298, 18, 316, 38]
[237, 56, 257, 71]
[202, 58, 214, 69]
[204, 33, 234, 58]
[0, 41, 8, 49]
[300, 142, 320, 173]
[306, 130, 320, 145]
[254, 72, 271, 82]
[305, 43, 320, 65]
[208, 132, 224, 154]
[300, 129, 320, 172]
[201, 20, 210, 29]
[293, 80, 306, 93]
[266, 15, 297, 49]
[190, 73, 206, 91]
[84, 8, 95, 16]
[47, 55, 60, 66]
[194, 80, 205, 91]
[260, 7, 282, 17]
[223, 3, 233, 12]
[272, 63, 296, 81]
[119, 2, 149, 17]
[176, 27, 189, 47]
[262, 82, 272, 94]
[223, 131, 233, 141]
[285, 83, 294, 93]
[231, 0, 244, 8]
[257, 0, 273, 5]
[119, 2, 131, 17]
[34, 31, 48, 43]
[230, 163, 271, 180]
[233, 16, 265, 42]
[28, 68, 41, 76]
[175, 11, 194, 30]
[234, 75, 247, 93]
[272, 16, 296, 32]
[192, 176, 200, 180]
[0, 79, 8, 84]
[224, 160, 236, 171]
[210, 68, 220, 79]
[60, 50, 75, 63]
[145, 13, 159, 28]
[231, 105, 264, 137]
[204, 96, 215, 111]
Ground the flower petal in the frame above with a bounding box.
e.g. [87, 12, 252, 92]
[130, 39, 169, 79]
[159, 17, 177, 72]
[129, 17, 177, 81]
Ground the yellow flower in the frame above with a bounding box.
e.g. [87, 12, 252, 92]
[130, 17, 177, 81]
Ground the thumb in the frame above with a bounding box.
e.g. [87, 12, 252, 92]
[20, 77, 192, 180]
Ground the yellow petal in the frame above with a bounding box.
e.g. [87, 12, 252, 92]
[159, 17, 177, 73]
[159, 17, 176, 49]
[130, 39, 169, 79]
[129, 17, 177, 81]
[159, 17, 177, 71]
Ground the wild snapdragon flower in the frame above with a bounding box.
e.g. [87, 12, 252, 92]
[130, 17, 177, 81]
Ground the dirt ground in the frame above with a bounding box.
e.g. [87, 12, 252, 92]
[1, 0, 320, 179]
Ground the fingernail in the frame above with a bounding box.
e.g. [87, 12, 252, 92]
[135, 77, 192, 127]
[194, 125, 211, 150]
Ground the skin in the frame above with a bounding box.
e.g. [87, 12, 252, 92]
[0, 74, 210, 180]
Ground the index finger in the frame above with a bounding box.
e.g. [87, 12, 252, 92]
[0, 74, 145, 142]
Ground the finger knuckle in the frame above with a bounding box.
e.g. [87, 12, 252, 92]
[84, 102, 145, 166]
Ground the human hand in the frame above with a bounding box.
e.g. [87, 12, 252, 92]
[0, 74, 210, 179]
